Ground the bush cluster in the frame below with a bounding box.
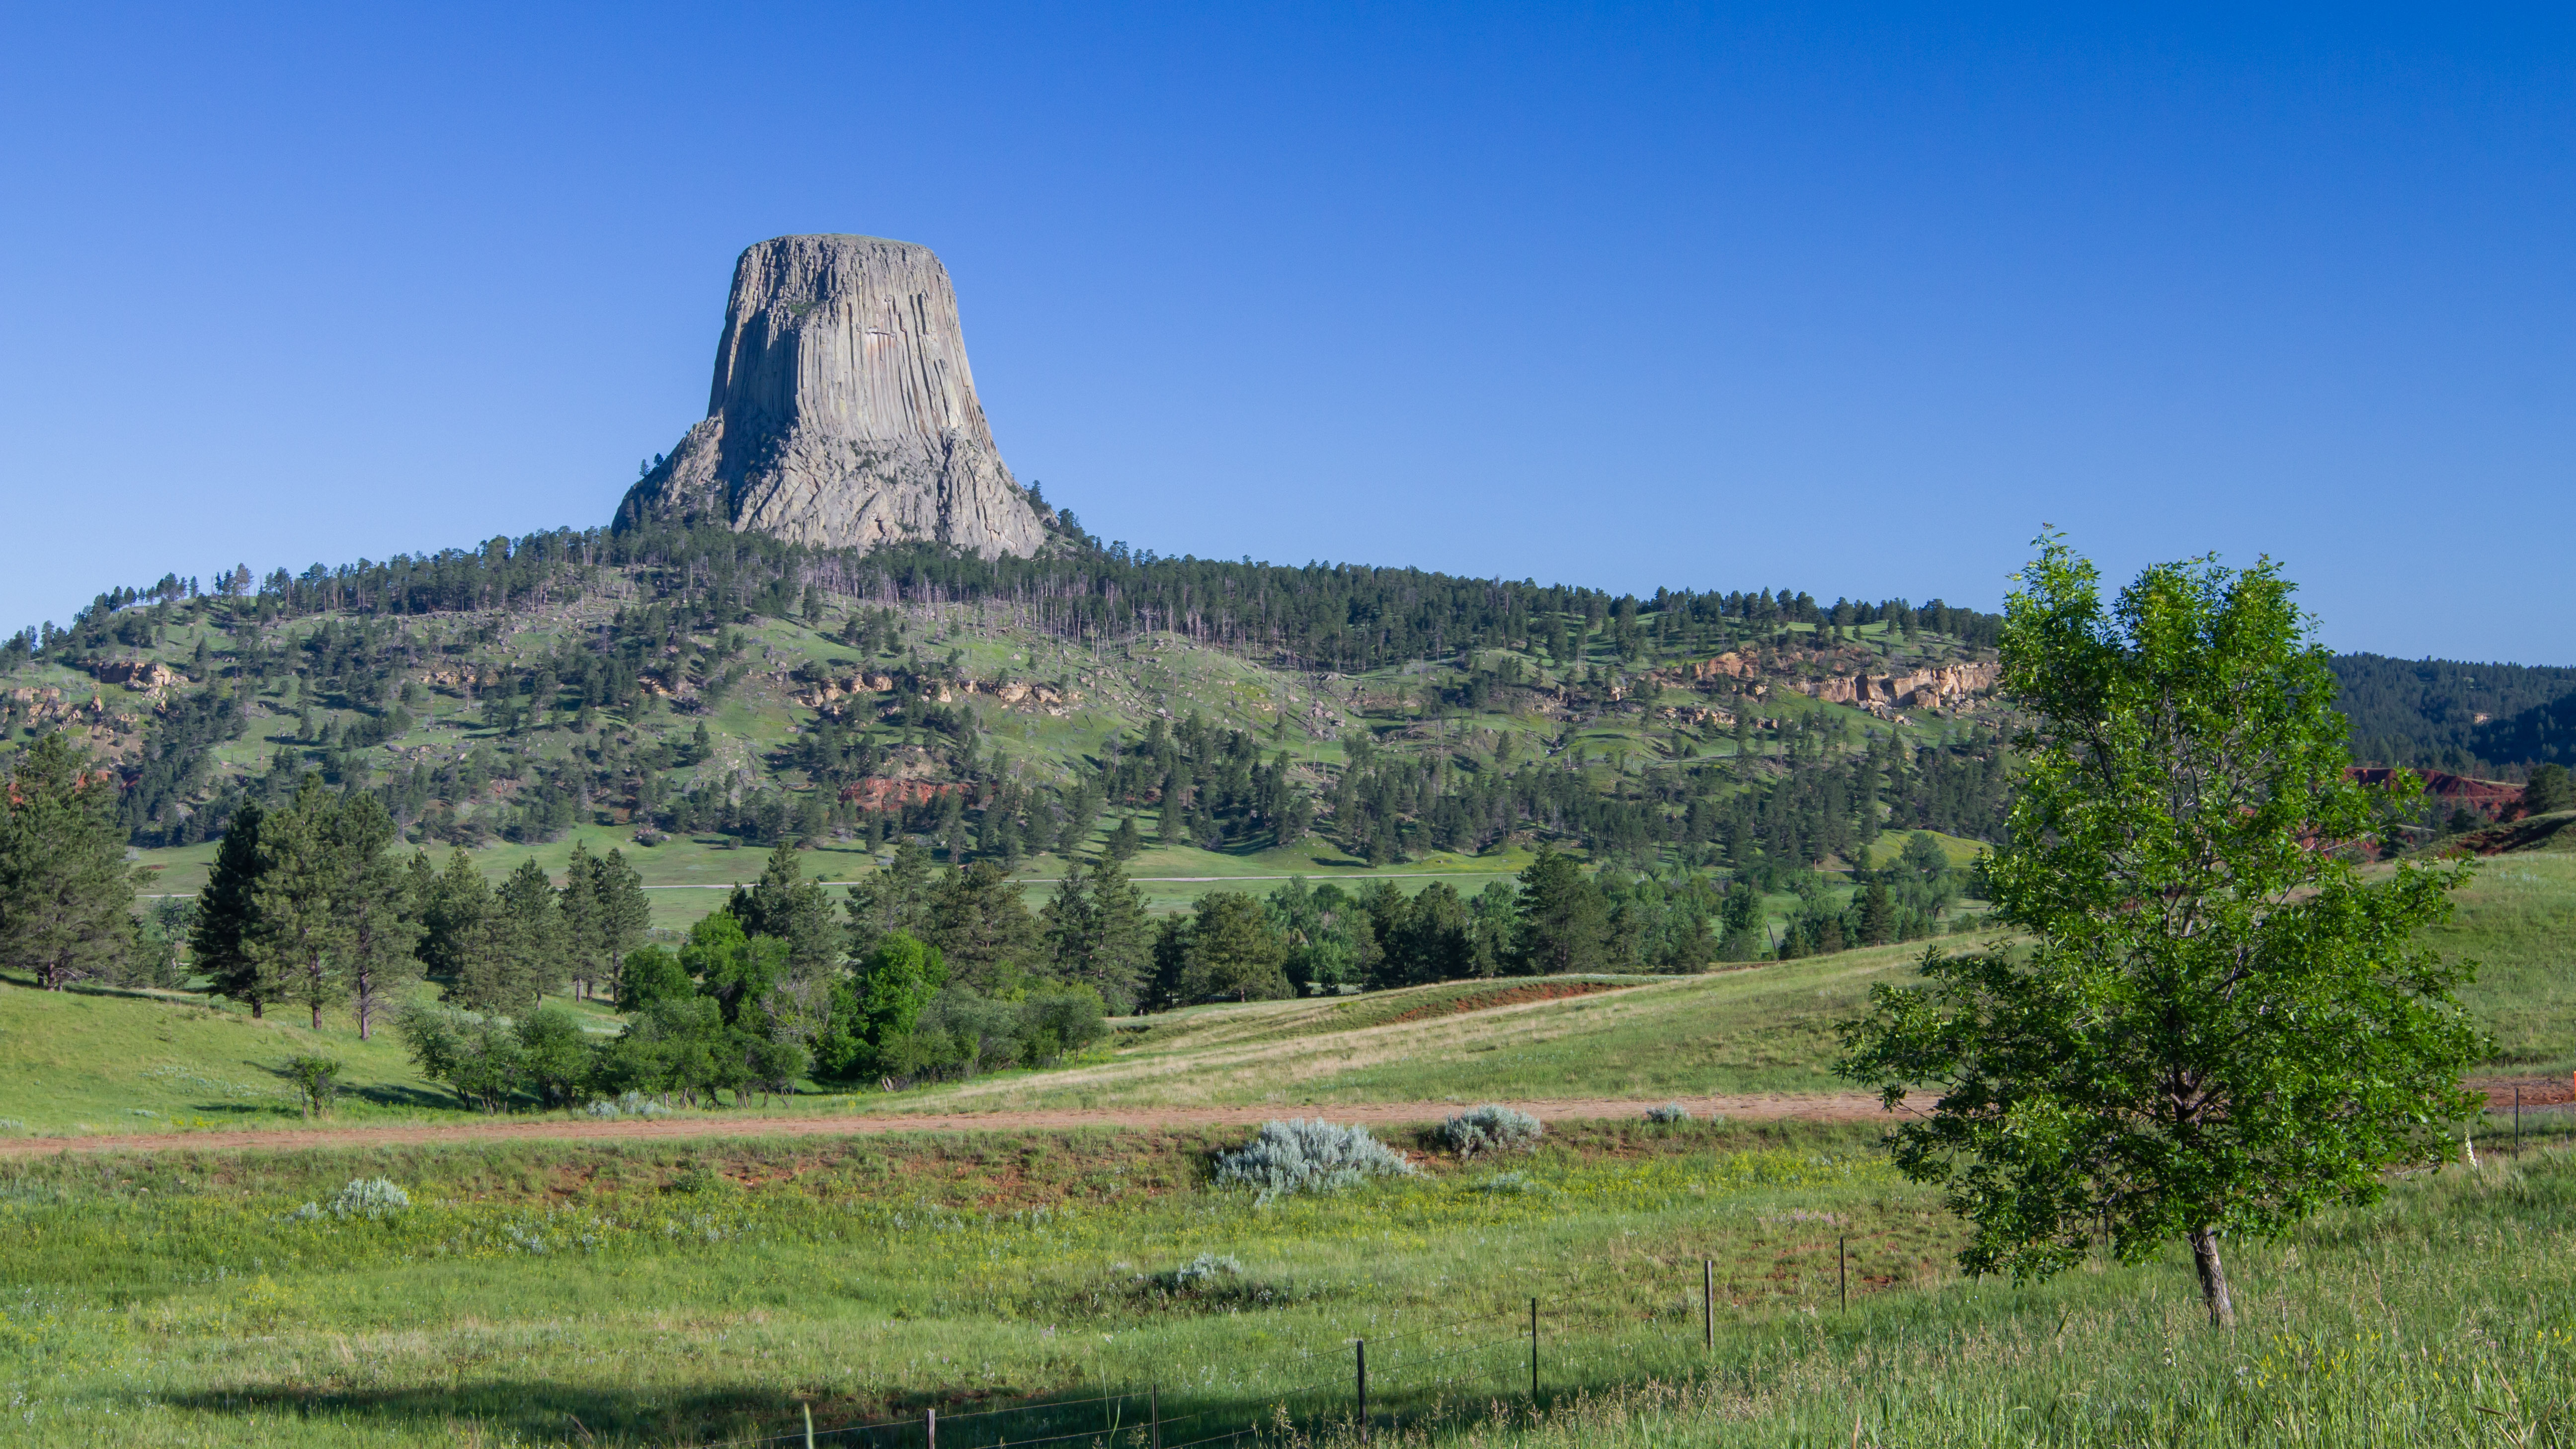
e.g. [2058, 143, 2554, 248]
[1434, 1104, 1543, 1157]
[1211, 1119, 1418, 1201]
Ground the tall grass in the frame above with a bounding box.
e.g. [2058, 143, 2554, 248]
[3, 1119, 2573, 1446]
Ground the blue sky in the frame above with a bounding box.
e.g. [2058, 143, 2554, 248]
[2, 5, 2568, 662]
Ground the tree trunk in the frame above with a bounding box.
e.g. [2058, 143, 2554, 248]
[2189, 1226, 2236, 1328]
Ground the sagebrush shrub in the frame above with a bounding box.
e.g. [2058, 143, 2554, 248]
[1163, 1253, 1244, 1289]
[1644, 1103, 1693, 1124]
[1211, 1119, 1417, 1201]
[1435, 1104, 1543, 1157]
[299, 1178, 408, 1221]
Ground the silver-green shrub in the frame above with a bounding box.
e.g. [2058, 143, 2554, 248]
[1212, 1119, 1417, 1201]
[1644, 1102, 1693, 1124]
[1435, 1104, 1543, 1157]
[293, 1178, 410, 1223]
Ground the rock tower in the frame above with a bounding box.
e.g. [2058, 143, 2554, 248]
[616, 235, 1046, 558]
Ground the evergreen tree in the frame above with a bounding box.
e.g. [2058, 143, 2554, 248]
[733, 839, 841, 972]
[1104, 813, 1143, 863]
[846, 840, 936, 958]
[330, 793, 419, 1040]
[2526, 763, 2573, 816]
[417, 848, 493, 991]
[1180, 891, 1291, 1003]
[247, 781, 351, 1030]
[1042, 856, 1152, 1012]
[1514, 845, 1611, 974]
[193, 802, 268, 1013]
[1858, 876, 1897, 946]
[590, 847, 652, 999]
[458, 860, 563, 1016]
[556, 842, 604, 998]
[0, 732, 139, 989]
[924, 861, 1042, 992]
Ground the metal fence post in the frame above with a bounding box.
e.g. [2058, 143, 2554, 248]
[1151, 1385, 1161, 1449]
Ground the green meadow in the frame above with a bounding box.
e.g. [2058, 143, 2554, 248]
[3, 1115, 2575, 1447]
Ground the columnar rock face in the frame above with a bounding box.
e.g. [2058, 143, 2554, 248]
[616, 235, 1047, 559]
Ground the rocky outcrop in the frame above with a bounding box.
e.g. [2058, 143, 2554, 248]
[1797, 660, 1999, 712]
[617, 235, 1046, 559]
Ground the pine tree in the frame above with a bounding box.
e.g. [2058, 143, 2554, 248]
[1105, 813, 1143, 863]
[330, 793, 419, 1040]
[590, 848, 652, 1000]
[417, 848, 493, 991]
[194, 803, 267, 1013]
[247, 781, 350, 1029]
[0, 733, 139, 989]
[556, 842, 604, 998]
[481, 859, 566, 1017]
[1514, 845, 1610, 974]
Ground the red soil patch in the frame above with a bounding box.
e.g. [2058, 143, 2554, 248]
[1388, 980, 1625, 1024]
[839, 778, 965, 809]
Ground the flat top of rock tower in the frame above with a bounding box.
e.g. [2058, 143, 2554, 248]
[743, 233, 935, 255]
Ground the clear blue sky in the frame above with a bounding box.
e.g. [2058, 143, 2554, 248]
[3, 5, 2568, 662]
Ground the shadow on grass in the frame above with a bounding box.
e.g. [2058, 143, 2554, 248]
[148, 1379, 1352, 1447]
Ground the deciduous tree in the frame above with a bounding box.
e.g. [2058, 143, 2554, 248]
[1840, 538, 2481, 1329]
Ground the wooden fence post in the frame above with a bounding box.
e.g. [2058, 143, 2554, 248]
[926, 1406, 935, 1449]
[1356, 1338, 1369, 1444]
[1840, 1236, 1849, 1313]
[1703, 1259, 1714, 1352]
[1530, 1297, 1540, 1404]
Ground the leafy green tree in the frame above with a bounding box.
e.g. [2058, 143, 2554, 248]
[396, 1002, 525, 1113]
[515, 1006, 596, 1108]
[828, 930, 948, 1080]
[619, 944, 691, 1009]
[1513, 846, 1610, 974]
[284, 1054, 342, 1118]
[1839, 539, 2483, 1329]
[0, 732, 141, 989]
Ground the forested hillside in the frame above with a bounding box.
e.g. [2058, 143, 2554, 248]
[2331, 653, 2576, 776]
[0, 523, 2013, 875]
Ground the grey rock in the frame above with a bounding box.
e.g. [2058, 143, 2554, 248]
[617, 235, 1046, 559]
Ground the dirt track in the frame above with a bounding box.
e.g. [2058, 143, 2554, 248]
[14, 1079, 2557, 1158]
[0, 1092, 1896, 1157]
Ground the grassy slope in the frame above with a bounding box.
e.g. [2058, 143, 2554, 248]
[4, 847, 2570, 1135]
[1, 1114, 2573, 1447]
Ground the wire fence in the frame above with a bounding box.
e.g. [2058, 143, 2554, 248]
[642, 1110, 2575, 1449]
[645, 1239, 1892, 1449]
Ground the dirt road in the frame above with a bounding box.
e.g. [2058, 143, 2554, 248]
[14, 1078, 2553, 1158]
[0, 1092, 1895, 1157]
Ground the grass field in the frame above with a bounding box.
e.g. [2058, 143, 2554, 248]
[4, 849, 2570, 1139]
[3, 1113, 2574, 1447]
